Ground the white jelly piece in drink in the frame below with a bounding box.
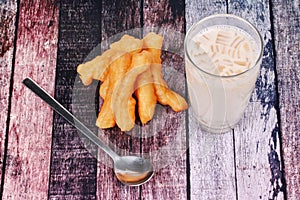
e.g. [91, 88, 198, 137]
[189, 25, 259, 76]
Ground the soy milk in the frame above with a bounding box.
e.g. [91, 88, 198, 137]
[185, 25, 261, 133]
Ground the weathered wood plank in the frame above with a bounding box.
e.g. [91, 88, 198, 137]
[185, 1, 237, 199]
[2, 0, 59, 199]
[0, 0, 17, 193]
[228, 1, 285, 199]
[96, 0, 141, 199]
[48, 0, 101, 199]
[271, 0, 300, 199]
[142, 0, 187, 199]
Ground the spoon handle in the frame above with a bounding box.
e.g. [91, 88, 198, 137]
[23, 78, 119, 160]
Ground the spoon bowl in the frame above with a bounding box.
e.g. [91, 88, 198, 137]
[23, 78, 154, 186]
[114, 156, 154, 186]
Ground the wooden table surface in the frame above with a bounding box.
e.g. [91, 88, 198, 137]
[0, 0, 299, 199]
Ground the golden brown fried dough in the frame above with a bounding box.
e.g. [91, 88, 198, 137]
[135, 68, 157, 124]
[143, 32, 163, 63]
[96, 53, 131, 129]
[112, 51, 151, 131]
[78, 32, 188, 131]
[77, 49, 116, 85]
[151, 63, 188, 112]
[77, 36, 141, 86]
[110, 35, 143, 54]
[144, 32, 188, 112]
[99, 76, 109, 99]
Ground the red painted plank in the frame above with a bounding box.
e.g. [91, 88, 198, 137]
[0, 0, 17, 191]
[142, 0, 188, 199]
[2, 0, 59, 199]
[272, 1, 300, 199]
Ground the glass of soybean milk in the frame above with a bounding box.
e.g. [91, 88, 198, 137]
[184, 14, 263, 133]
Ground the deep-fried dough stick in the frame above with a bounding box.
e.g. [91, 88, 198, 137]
[96, 53, 131, 129]
[144, 32, 188, 112]
[134, 67, 157, 125]
[77, 34, 143, 86]
[112, 51, 151, 131]
[110, 35, 143, 54]
[151, 63, 188, 111]
[77, 49, 116, 85]
[143, 32, 163, 64]
[78, 33, 187, 131]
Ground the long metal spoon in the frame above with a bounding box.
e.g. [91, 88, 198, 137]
[23, 78, 154, 186]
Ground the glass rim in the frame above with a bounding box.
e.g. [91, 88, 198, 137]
[184, 14, 263, 79]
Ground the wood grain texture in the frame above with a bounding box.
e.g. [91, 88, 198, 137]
[142, 0, 187, 199]
[185, 1, 237, 199]
[228, 1, 285, 199]
[96, 0, 141, 199]
[0, 0, 17, 192]
[2, 0, 59, 199]
[271, 0, 300, 199]
[48, 0, 101, 199]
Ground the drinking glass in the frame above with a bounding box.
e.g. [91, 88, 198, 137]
[184, 14, 263, 133]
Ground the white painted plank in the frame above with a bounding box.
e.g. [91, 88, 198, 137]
[228, 0, 285, 199]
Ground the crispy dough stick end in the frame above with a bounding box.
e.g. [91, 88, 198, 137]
[96, 105, 116, 129]
[168, 91, 188, 112]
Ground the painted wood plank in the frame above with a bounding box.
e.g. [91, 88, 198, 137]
[271, 0, 300, 199]
[141, 0, 187, 199]
[228, 1, 285, 199]
[185, 1, 238, 199]
[0, 0, 17, 193]
[48, 0, 101, 199]
[96, 0, 142, 199]
[1, 0, 59, 199]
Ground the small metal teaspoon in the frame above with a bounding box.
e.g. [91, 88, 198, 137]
[23, 78, 154, 186]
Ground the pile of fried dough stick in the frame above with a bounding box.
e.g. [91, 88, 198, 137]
[77, 32, 188, 131]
